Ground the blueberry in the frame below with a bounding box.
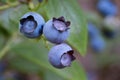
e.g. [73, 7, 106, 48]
[19, 12, 45, 38]
[97, 0, 117, 16]
[43, 16, 70, 44]
[90, 36, 106, 52]
[88, 23, 100, 38]
[48, 43, 75, 69]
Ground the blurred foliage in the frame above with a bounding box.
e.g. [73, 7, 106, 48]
[0, 0, 87, 80]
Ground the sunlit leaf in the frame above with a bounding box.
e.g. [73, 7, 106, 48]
[0, 5, 29, 33]
[11, 39, 87, 80]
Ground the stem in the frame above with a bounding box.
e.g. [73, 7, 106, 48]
[0, 44, 10, 59]
[34, 3, 41, 11]
[28, 1, 35, 11]
[34, 0, 48, 11]
[0, 33, 17, 59]
[41, 35, 50, 50]
[0, 1, 19, 10]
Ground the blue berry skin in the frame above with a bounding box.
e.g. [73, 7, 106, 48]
[19, 12, 45, 38]
[48, 43, 75, 69]
[88, 23, 100, 38]
[43, 16, 70, 44]
[90, 36, 106, 52]
[97, 0, 117, 16]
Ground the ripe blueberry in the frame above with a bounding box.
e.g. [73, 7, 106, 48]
[19, 12, 45, 38]
[48, 43, 75, 69]
[97, 0, 117, 16]
[90, 36, 106, 52]
[43, 16, 70, 44]
[88, 22, 100, 38]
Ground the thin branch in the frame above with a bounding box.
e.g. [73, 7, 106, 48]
[0, 32, 18, 59]
[0, 1, 19, 10]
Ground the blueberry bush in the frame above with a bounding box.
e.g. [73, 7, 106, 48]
[1, 0, 120, 80]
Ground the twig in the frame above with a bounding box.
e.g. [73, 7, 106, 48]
[0, 1, 19, 10]
[0, 33, 18, 59]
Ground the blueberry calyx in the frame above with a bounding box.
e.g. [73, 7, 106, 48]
[60, 53, 71, 67]
[67, 50, 76, 61]
[60, 50, 75, 67]
[20, 15, 37, 34]
[52, 16, 70, 32]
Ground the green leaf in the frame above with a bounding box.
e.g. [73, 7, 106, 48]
[85, 11, 102, 26]
[0, 5, 29, 34]
[11, 39, 87, 80]
[0, 26, 10, 37]
[44, 0, 87, 56]
[9, 56, 44, 73]
[0, 34, 5, 49]
[44, 70, 65, 80]
[0, 0, 7, 3]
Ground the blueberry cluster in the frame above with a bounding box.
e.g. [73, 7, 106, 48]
[19, 12, 75, 69]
